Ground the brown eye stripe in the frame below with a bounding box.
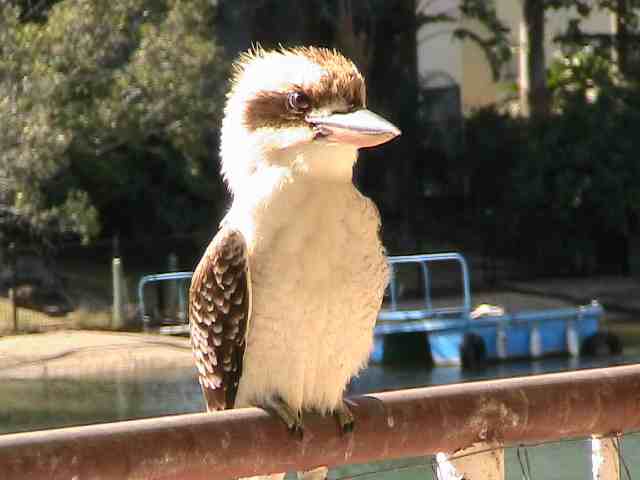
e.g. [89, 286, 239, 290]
[239, 47, 367, 131]
[243, 91, 300, 130]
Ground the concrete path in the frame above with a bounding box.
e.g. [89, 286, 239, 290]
[0, 331, 193, 380]
[504, 276, 640, 317]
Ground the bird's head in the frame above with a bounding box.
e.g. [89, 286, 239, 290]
[220, 46, 400, 193]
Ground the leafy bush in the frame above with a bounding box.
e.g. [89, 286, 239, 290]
[464, 63, 640, 274]
[0, 0, 228, 245]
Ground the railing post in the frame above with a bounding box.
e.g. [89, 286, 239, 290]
[591, 437, 621, 480]
[435, 444, 504, 480]
[178, 278, 187, 321]
[166, 252, 178, 319]
[112, 257, 125, 330]
[496, 325, 508, 360]
[8, 242, 17, 332]
[9, 284, 17, 332]
[530, 322, 542, 358]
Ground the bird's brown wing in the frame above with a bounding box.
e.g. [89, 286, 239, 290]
[189, 228, 250, 411]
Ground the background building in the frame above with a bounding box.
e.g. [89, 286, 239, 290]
[417, 0, 615, 111]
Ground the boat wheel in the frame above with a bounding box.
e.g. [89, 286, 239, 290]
[460, 333, 487, 370]
[581, 332, 623, 357]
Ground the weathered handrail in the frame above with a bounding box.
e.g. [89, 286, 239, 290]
[1, 364, 639, 479]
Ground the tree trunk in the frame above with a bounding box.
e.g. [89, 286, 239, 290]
[614, 0, 630, 77]
[521, 0, 549, 119]
[350, 0, 420, 251]
[397, 0, 419, 249]
[335, 0, 373, 79]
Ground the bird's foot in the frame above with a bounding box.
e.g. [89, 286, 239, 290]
[262, 396, 304, 439]
[334, 399, 356, 435]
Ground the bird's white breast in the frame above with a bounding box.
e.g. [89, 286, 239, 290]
[231, 178, 388, 413]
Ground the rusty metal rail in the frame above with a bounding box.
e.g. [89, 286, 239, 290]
[1, 364, 639, 479]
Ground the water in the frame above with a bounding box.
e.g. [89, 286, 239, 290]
[0, 372, 205, 435]
[4, 351, 639, 435]
[350, 350, 640, 394]
[2, 351, 640, 479]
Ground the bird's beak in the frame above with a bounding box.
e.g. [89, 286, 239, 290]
[307, 109, 401, 149]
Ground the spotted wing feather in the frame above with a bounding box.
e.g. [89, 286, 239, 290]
[189, 228, 250, 411]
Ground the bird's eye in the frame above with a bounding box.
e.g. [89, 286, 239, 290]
[288, 92, 311, 113]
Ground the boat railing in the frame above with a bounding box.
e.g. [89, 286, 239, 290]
[137, 271, 193, 331]
[385, 252, 472, 320]
[136, 253, 474, 330]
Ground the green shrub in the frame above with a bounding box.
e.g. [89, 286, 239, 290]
[464, 81, 640, 274]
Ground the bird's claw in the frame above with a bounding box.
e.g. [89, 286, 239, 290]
[263, 396, 304, 439]
[289, 419, 305, 440]
[334, 400, 355, 435]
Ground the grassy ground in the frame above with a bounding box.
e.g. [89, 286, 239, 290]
[0, 298, 114, 334]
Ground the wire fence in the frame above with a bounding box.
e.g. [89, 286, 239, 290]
[326, 433, 640, 480]
[325, 433, 638, 480]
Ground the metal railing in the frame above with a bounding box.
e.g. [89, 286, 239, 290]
[1, 363, 638, 479]
[384, 252, 472, 318]
[137, 271, 192, 332]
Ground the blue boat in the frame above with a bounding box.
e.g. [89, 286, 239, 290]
[371, 253, 621, 368]
[137, 253, 622, 366]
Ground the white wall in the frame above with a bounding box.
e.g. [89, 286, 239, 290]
[417, 0, 463, 88]
[417, 0, 615, 111]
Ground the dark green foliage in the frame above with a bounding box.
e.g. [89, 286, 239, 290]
[2, 0, 514, 252]
[514, 95, 640, 273]
[551, 0, 640, 81]
[464, 75, 640, 274]
[464, 108, 525, 257]
[5, 0, 63, 22]
[0, 0, 228, 246]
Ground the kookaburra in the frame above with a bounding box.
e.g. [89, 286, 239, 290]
[189, 46, 400, 447]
